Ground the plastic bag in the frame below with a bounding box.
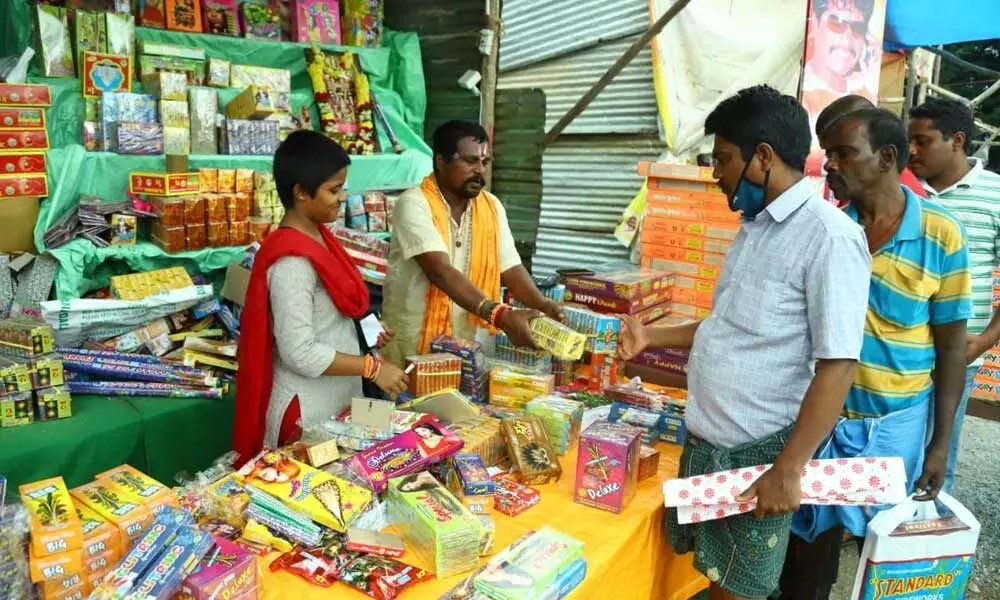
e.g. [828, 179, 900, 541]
[850, 492, 980, 599]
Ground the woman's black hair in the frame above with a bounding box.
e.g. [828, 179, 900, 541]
[273, 130, 351, 209]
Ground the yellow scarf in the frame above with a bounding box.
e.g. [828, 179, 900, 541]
[417, 174, 501, 353]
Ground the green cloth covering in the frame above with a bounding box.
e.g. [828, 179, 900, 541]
[667, 428, 795, 598]
[39, 145, 431, 298]
[0, 392, 236, 491]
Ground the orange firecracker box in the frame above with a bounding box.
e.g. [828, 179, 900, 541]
[0, 152, 46, 175]
[642, 215, 740, 241]
[665, 301, 711, 320]
[638, 161, 716, 182]
[0, 173, 48, 198]
[94, 464, 178, 515]
[19, 477, 84, 558]
[647, 174, 724, 195]
[75, 502, 124, 561]
[672, 286, 714, 309]
[640, 244, 727, 267]
[28, 544, 84, 583]
[641, 230, 732, 255]
[646, 188, 730, 211]
[646, 202, 736, 225]
[166, 0, 203, 32]
[0, 130, 49, 152]
[130, 171, 201, 196]
[38, 571, 88, 599]
[0, 83, 53, 106]
[0, 107, 46, 129]
[641, 256, 722, 281]
[70, 479, 156, 545]
[634, 302, 671, 325]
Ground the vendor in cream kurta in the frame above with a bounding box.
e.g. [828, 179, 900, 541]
[381, 120, 563, 367]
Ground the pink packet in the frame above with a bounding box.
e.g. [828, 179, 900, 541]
[347, 415, 464, 493]
[574, 421, 642, 513]
[178, 536, 258, 600]
[291, 0, 341, 44]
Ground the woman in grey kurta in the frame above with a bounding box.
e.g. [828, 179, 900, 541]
[233, 131, 408, 459]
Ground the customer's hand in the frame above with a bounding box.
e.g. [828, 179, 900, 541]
[538, 299, 566, 323]
[915, 446, 948, 500]
[737, 463, 802, 518]
[498, 308, 541, 348]
[373, 361, 409, 397]
[617, 316, 650, 361]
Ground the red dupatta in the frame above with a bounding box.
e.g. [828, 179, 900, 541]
[233, 226, 369, 464]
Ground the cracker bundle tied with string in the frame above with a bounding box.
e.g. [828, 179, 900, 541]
[404, 353, 462, 397]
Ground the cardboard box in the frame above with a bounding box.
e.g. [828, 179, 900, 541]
[0, 107, 46, 130]
[0, 83, 53, 106]
[641, 230, 732, 255]
[81, 52, 132, 98]
[0, 174, 48, 198]
[28, 544, 83, 583]
[75, 502, 124, 561]
[647, 175, 723, 195]
[166, 0, 204, 32]
[646, 188, 729, 210]
[641, 256, 722, 281]
[221, 263, 251, 307]
[0, 197, 38, 253]
[640, 244, 727, 267]
[70, 479, 156, 545]
[563, 286, 672, 315]
[0, 130, 49, 153]
[225, 85, 277, 120]
[129, 171, 201, 196]
[0, 152, 46, 174]
[642, 216, 741, 241]
[638, 161, 716, 182]
[646, 201, 736, 225]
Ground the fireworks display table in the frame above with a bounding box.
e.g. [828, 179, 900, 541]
[258, 443, 709, 600]
[0, 392, 235, 490]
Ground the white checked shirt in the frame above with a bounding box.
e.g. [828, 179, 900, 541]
[686, 178, 872, 449]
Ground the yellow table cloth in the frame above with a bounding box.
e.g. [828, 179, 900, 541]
[258, 443, 708, 600]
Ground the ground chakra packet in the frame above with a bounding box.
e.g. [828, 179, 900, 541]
[236, 450, 373, 532]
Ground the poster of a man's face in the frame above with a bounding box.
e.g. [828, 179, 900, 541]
[800, 0, 888, 178]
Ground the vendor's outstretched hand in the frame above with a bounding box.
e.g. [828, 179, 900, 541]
[499, 308, 541, 349]
[374, 361, 409, 397]
[539, 299, 566, 324]
[617, 316, 649, 361]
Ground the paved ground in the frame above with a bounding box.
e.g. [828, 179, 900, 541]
[831, 414, 1000, 598]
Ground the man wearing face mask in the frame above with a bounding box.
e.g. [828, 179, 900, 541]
[617, 85, 871, 600]
[779, 109, 971, 600]
[381, 121, 562, 367]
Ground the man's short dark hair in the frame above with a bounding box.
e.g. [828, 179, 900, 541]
[273, 130, 351, 209]
[840, 108, 910, 173]
[815, 0, 875, 22]
[816, 94, 874, 137]
[704, 84, 811, 172]
[910, 97, 975, 154]
[432, 120, 488, 161]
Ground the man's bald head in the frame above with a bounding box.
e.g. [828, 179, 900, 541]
[815, 94, 875, 138]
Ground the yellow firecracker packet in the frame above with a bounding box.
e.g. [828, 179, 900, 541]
[70, 478, 155, 544]
[94, 464, 178, 515]
[74, 502, 124, 562]
[236, 450, 373, 532]
[19, 476, 83, 558]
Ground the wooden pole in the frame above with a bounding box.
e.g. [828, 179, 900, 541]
[542, 0, 692, 146]
[481, 0, 502, 187]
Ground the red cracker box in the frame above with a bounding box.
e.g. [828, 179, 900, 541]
[0, 153, 46, 174]
[130, 171, 201, 196]
[0, 173, 48, 198]
[0, 130, 49, 152]
[0, 83, 53, 106]
[563, 269, 673, 302]
[564, 286, 672, 315]
[575, 421, 642, 513]
[0, 107, 46, 129]
[630, 348, 689, 376]
[177, 535, 257, 600]
[492, 475, 540, 517]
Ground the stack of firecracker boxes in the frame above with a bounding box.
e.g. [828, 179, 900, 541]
[633, 162, 742, 377]
[0, 320, 71, 428]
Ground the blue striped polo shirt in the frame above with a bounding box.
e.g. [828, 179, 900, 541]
[843, 186, 973, 418]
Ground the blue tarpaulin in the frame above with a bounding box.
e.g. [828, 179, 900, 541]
[885, 0, 1000, 48]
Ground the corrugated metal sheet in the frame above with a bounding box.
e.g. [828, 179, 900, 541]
[385, 0, 484, 142]
[498, 35, 657, 135]
[530, 136, 661, 277]
[492, 89, 546, 256]
[499, 0, 648, 72]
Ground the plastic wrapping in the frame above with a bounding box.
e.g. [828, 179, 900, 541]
[226, 193, 251, 222]
[153, 222, 187, 252]
[473, 527, 585, 600]
[386, 471, 480, 577]
[152, 196, 186, 227]
[207, 221, 230, 248]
